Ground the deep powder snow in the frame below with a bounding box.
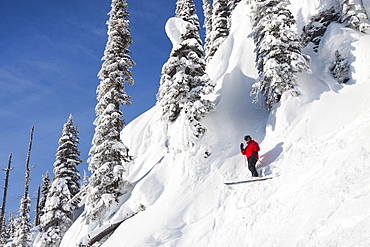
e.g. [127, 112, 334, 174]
[59, 1, 370, 246]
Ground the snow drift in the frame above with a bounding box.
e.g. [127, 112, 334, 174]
[61, 0, 370, 246]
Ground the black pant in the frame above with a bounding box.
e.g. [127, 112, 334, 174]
[248, 157, 259, 177]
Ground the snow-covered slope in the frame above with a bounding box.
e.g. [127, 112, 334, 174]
[61, 0, 370, 246]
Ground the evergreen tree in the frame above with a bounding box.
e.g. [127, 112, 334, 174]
[338, 0, 370, 32]
[157, 0, 215, 138]
[53, 114, 81, 201]
[6, 213, 16, 240]
[38, 179, 73, 247]
[329, 50, 351, 84]
[12, 195, 31, 246]
[38, 115, 82, 246]
[250, 0, 311, 110]
[202, 0, 213, 60]
[38, 171, 50, 220]
[228, 0, 242, 12]
[86, 0, 134, 224]
[302, 7, 340, 52]
[82, 170, 89, 188]
[208, 0, 230, 61]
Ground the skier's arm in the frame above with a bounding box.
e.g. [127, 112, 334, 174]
[251, 151, 257, 159]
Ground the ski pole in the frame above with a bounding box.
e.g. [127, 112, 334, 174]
[258, 159, 267, 166]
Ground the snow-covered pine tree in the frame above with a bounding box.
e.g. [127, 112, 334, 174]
[38, 179, 73, 247]
[13, 127, 34, 246]
[53, 114, 81, 202]
[250, 0, 311, 110]
[337, 0, 370, 32]
[202, 0, 213, 60]
[228, 0, 242, 13]
[302, 7, 340, 52]
[157, 0, 215, 138]
[12, 195, 31, 246]
[86, 0, 134, 224]
[329, 50, 351, 84]
[0, 230, 6, 246]
[82, 170, 89, 187]
[207, 0, 230, 61]
[37, 115, 82, 246]
[38, 171, 50, 221]
[6, 213, 15, 241]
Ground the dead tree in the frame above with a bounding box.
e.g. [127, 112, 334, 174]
[34, 186, 41, 226]
[0, 153, 13, 236]
[13, 126, 34, 246]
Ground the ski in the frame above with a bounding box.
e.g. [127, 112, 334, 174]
[224, 177, 273, 185]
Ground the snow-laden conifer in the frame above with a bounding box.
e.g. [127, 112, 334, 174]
[38, 179, 73, 247]
[37, 115, 82, 246]
[12, 196, 31, 246]
[6, 214, 15, 241]
[302, 7, 340, 52]
[329, 50, 351, 84]
[202, 0, 213, 60]
[82, 170, 89, 187]
[53, 114, 81, 200]
[228, 0, 242, 12]
[250, 0, 311, 110]
[207, 0, 230, 61]
[38, 171, 50, 220]
[157, 0, 215, 138]
[86, 0, 134, 224]
[337, 0, 370, 32]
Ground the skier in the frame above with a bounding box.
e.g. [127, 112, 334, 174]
[240, 135, 260, 177]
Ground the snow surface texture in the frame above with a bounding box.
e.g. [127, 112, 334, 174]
[61, 0, 370, 246]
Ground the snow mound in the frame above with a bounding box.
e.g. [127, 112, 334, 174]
[165, 17, 189, 49]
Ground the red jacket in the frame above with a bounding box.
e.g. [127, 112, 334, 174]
[241, 140, 260, 158]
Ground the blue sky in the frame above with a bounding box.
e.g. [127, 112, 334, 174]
[0, 0, 204, 219]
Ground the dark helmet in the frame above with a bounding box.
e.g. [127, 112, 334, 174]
[244, 135, 252, 141]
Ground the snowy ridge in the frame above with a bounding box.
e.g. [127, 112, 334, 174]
[61, 0, 370, 246]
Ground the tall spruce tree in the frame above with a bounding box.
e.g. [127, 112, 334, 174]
[202, 0, 213, 60]
[207, 0, 230, 61]
[86, 0, 134, 224]
[157, 0, 215, 138]
[53, 114, 81, 199]
[250, 0, 311, 110]
[38, 115, 82, 246]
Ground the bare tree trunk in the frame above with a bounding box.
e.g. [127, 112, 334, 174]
[35, 186, 41, 226]
[24, 126, 34, 198]
[17, 126, 34, 245]
[0, 153, 13, 233]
